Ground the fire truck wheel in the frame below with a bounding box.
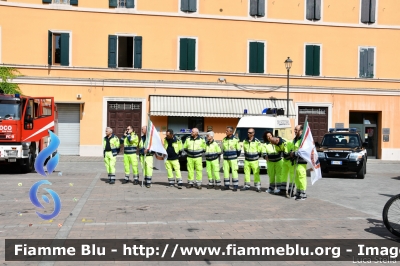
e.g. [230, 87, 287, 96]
[21, 149, 35, 173]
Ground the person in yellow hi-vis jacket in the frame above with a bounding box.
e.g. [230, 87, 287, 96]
[290, 125, 308, 201]
[163, 129, 183, 189]
[280, 137, 295, 197]
[205, 131, 222, 190]
[103, 127, 120, 185]
[139, 126, 154, 188]
[267, 135, 291, 196]
[120, 125, 139, 184]
[241, 128, 263, 192]
[184, 128, 206, 189]
[221, 126, 241, 192]
[262, 131, 283, 194]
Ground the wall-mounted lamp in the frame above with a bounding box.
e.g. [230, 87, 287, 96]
[77, 94, 82, 99]
[217, 77, 226, 83]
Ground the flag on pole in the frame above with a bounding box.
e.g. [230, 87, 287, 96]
[144, 119, 168, 161]
[297, 119, 322, 185]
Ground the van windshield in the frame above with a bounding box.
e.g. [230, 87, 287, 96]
[234, 128, 273, 143]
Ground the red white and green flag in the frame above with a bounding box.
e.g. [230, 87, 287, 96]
[298, 119, 322, 185]
[144, 119, 168, 161]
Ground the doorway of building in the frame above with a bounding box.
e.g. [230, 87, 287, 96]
[107, 102, 142, 153]
[349, 112, 378, 158]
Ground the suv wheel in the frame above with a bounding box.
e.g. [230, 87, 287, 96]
[357, 164, 366, 179]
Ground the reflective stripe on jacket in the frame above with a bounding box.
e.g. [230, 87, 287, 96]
[243, 138, 262, 161]
[120, 132, 139, 154]
[103, 135, 120, 157]
[293, 137, 307, 164]
[262, 141, 282, 162]
[222, 135, 241, 160]
[205, 140, 221, 161]
[184, 136, 206, 158]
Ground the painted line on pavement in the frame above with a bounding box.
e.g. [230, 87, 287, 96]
[2, 216, 369, 230]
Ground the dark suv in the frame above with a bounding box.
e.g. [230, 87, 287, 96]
[315, 128, 368, 179]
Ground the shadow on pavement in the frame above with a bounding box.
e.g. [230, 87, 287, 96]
[390, 176, 400, 180]
[321, 172, 358, 179]
[0, 165, 30, 175]
[365, 218, 400, 241]
[379, 193, 398, 198]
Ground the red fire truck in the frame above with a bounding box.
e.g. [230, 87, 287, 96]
[0, 93, 57, 173]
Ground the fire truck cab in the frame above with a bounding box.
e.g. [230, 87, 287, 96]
[0, 92, 57, 173]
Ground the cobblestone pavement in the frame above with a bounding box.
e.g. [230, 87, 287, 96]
[0, 157, 399, 266]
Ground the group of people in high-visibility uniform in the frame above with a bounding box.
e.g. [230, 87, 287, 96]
[102, 124, 308, 201]
[103, 125, 154, 188]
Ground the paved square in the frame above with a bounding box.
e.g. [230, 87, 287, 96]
[1, 157, 399, 265]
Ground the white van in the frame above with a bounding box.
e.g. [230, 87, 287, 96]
[234, 114, 292, 172]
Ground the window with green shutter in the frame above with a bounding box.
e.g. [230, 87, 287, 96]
[250, 0, 265, 17]
[361, 0, 376, 24]
[179, 38, 196, 71]
[109, 0, 117, 7]
[107, 35, 143, 69]
[181, 0, 197, 12]
[305, 45, 320, 76]
[249, 42, 264, 74]
[306, 0, 321, 21]
[359, 48, 374, 78]
[48, 31, 70, 66]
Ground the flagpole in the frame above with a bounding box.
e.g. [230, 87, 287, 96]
[142, 113, 151, 188]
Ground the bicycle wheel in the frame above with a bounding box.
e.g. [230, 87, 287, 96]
[383, 194, 400, 237]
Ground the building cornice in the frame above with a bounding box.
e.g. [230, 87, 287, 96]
[5, 64, 400, 85]
[1, 1, 400, 30]
[12, 76, 400, 96]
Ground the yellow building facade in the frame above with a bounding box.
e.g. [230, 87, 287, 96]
[0, 0, 399, 159]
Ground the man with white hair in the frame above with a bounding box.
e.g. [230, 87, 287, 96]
[205, 131, 222, 189]
[103, 127, 120, 184]
[183, 128, 206, 189]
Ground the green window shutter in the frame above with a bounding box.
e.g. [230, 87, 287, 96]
[257, 42, 264, 73]
[257, 0, 265, 17]
[108, 35, 117, 68]
[70, 0, 78, 5]
[60, 33, 70, 66]
[314, 0, 321, 20]
[306, 0, 315, 20]
[249, 42, 258, 73]
[312, 45, 320, 76]
[361, 0, 370, 23]
[43, 0, 51, 3]
[109, 0, 117, 8]
[305, 45, 314, 76]
[187, 38, 196, 71]
[181, 0, 189, 12]
[179, 38, 188, 70]
[367, 48, 374, 78]
[126, 0, 134, 8]
[188, 0, 197, 12]
[369, 0, 376, 23]
[359, 48, 368, 77]
[134, 36, 142, 69]
[249, 0, 258, 16]
[48, 31, 53, 65]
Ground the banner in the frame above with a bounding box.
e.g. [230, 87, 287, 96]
[297, 119, 322, 185]
[144, 119, 168, 161]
